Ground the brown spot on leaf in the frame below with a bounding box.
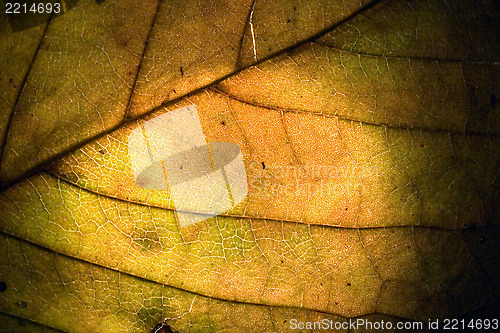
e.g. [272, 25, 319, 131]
[16, 301, 27, 308]
[152, 323, 175, 333]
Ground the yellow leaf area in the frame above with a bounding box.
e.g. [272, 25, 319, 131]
[0, 0, 499, 332]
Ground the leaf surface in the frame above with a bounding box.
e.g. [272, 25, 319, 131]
[0, 0, 499, 332]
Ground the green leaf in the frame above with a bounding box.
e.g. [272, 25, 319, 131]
[1, 0, 499, 332]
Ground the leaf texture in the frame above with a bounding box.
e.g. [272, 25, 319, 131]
[0, 0, 499, 332]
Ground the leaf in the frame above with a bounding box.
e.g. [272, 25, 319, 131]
[0, 0, 499, 332]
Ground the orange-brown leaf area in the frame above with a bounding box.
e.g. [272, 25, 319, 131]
[0, 0, 499, 332]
